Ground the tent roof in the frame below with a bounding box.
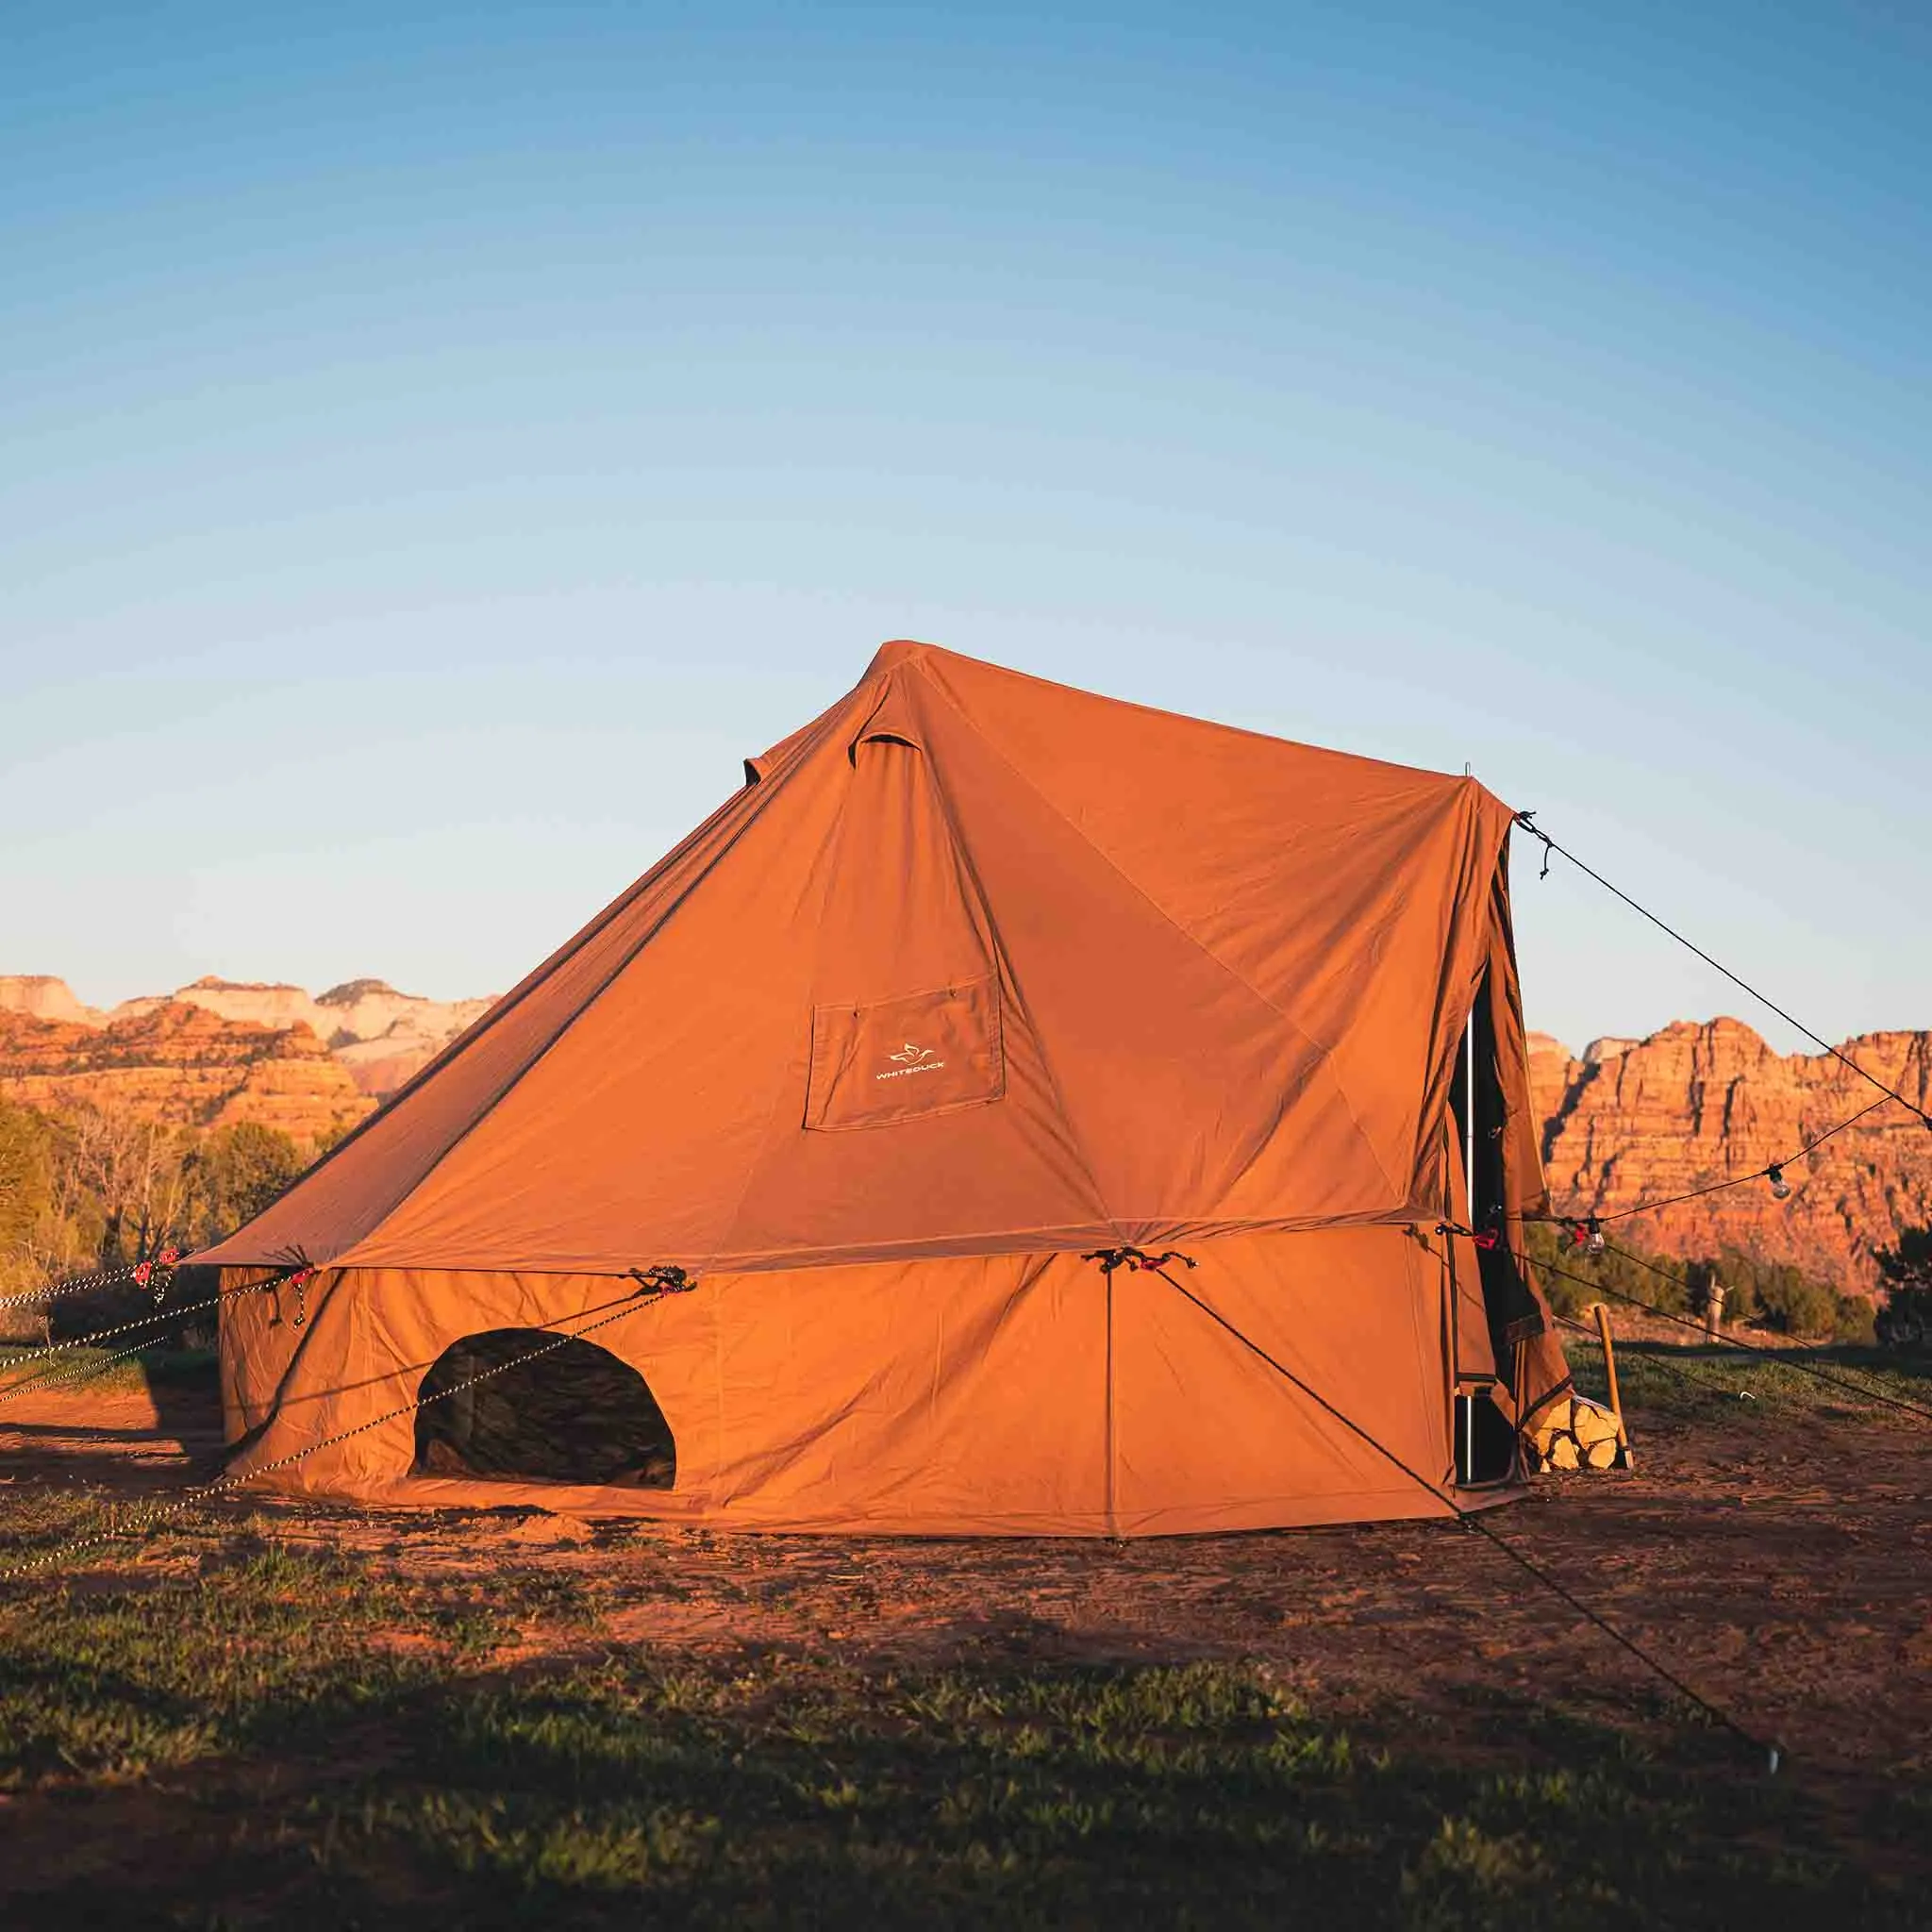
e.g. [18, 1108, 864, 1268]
[197, 641, 1519, 1275]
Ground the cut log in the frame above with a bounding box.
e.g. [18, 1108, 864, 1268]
[1548, 1436, 1581, 1471]
[1573, 1400, 1620, 1449]
[1584, 1438, 1619, 1470]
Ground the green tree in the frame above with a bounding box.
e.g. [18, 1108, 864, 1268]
[1874, 1226, 1932, 1349]
[190, 1123, 305, 1246]
[1709, 1245, 1860, 1341]
[0, 1099, 54, 1297]
[1522, 1221, 1693, 1320]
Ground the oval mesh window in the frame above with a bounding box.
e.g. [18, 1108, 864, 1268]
[414, 1329, 676, 1487]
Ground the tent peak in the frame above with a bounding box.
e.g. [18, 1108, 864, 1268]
[865, 638, 946, 675]
[860, 641, 1510, 808]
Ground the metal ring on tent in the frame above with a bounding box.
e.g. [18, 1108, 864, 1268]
[133, 1249, 180, 1307]
[626, 1265, 696, 1296]
[1080, 1247, 1196, 1277]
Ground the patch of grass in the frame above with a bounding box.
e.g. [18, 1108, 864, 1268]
[1561, 1335, 1930, 1424]
[0, 1343, 217, 1392]
[0, 1516, 1918, 1926]
[0, 1526, 501, 1787]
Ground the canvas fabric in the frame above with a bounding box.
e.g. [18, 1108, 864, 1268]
[219, 1225, 1487, 1534]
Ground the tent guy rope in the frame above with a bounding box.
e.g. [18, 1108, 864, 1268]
[0, 1269, 298, 1408]
[0, 1273, 691, 1585]
[0, 1274, 284, 1414]
[1130, 1252, 1783, 1774]
[1522, 1244, 1932, 1425]
[1552, 1308, 1790, 1407]
[1513, 810, 1932, 1131]
[0, 1255, 178, 1313]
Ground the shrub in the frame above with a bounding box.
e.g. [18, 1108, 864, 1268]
[1701, 1246, 1849, 1339]
[1751, 1267, 1840, 1339]
[1521, 1221, 1691, 1321]
[1831, 1294, 1878, 1347]
[1874, 1227, 1932, 1351]
[186, 1121, 304, 1246]
[0, 1099, 310, 1312]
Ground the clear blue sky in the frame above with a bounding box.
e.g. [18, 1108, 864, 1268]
[3, 3, 1925, 1054]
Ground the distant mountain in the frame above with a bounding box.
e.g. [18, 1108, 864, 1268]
[0, 974, 496, 1103]
[1526, 1018, 1932, 1294]
[0, 975, 102, 1027]
[0, 999, 369, 1143]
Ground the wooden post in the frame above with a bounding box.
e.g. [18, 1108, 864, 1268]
[1592, 1302, 1623, 1424]
[1592, 1302, 1633, 1466]
[1705, 1280, 1725, 1340]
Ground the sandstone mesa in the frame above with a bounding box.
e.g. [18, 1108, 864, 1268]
[1528, 1018, 1932, 1293]
[0, 974, 496, 1143]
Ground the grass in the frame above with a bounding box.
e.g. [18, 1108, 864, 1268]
[1563, 1332, 1932, 1422]
[0, 1343, 219, 1391]
[0, 1495, 1916, 1927]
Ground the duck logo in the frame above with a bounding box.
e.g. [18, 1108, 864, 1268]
[877, 1041, 943, 1081]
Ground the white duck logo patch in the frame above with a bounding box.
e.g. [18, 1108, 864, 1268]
[878, 1041, 943, 1080]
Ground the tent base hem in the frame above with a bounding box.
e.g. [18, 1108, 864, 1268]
[221, 1469, 1527, 1537]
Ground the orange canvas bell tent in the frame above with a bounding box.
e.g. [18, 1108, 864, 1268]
[195, 641, 1569, 1534]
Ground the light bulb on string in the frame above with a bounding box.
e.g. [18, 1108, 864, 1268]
[1766, 1164, 1792, 1202]
[1569, 1215, 1607, 1257]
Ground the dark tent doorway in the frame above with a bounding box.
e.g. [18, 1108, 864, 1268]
[414, 1329, 677, 1487]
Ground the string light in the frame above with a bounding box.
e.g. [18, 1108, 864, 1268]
[1537, 1094, 1895, 1231]
[1765, 1164, 1792, 1201]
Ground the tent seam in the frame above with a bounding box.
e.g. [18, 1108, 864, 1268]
[197, 776, 768, 1268]
[320, 1205, 1440, 1277]
[703, 724, 863, 1270]
[901, 669, 1120, 1230]
[307, 693, 863, 1269]
[909, 661, 1406, 1204]
[1410, 797, 1511, 1208]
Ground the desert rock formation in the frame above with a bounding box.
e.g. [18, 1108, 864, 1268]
[1528, 1018, 1932, 1291]
[0, 975, 493, 1098]
[0, 1002, 372, 1142]
[0, 975, 104, 1028]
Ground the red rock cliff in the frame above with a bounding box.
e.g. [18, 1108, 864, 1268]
[1528, 1019, 1932, 1291]
[0, 1003, 374, 1144]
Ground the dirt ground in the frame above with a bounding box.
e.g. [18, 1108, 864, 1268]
[2, 1359, 1926, 1768]
[0, 1346, 1927, 1920]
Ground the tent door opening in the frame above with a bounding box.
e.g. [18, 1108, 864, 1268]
[1454, 1382, 1517, 1486]
[413, 1329, 676, 1487]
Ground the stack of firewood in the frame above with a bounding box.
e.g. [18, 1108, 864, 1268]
[1524, 1392, 1628, 1472]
